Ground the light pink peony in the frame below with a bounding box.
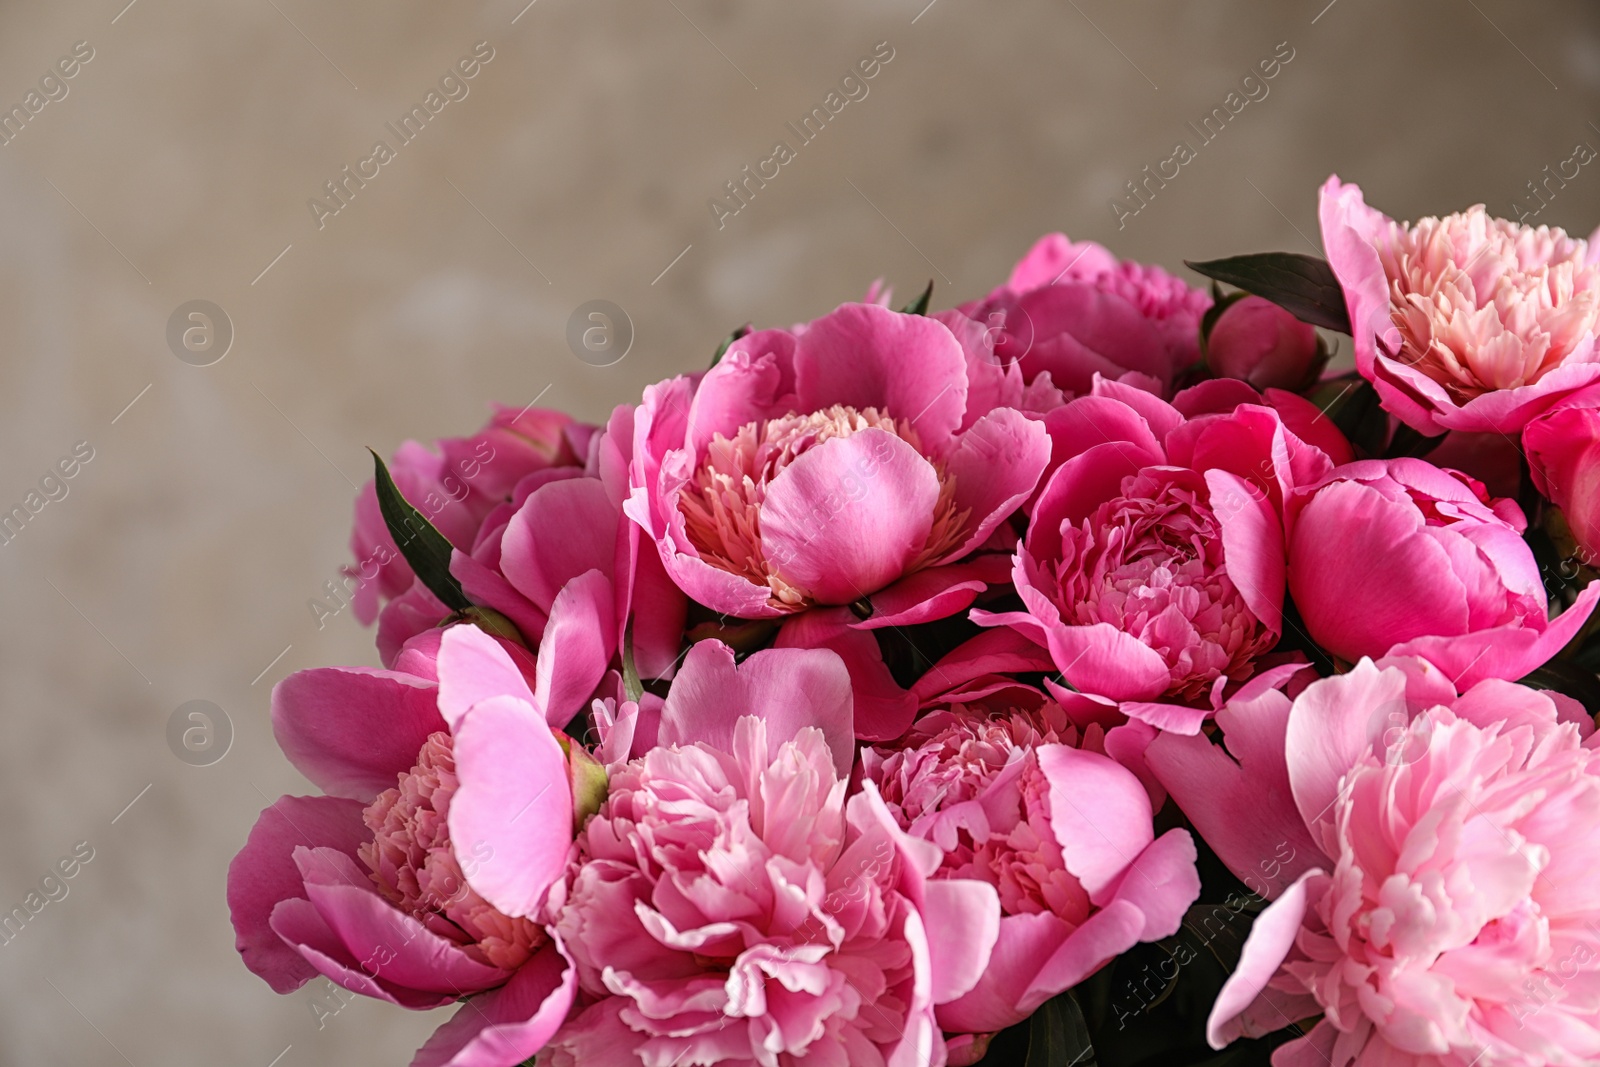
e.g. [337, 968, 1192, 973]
[1524, 384, 1600, 566]
[228, 626, 585, 1067]
[1206, 295, 1325, 392]
[625, 302, 1051, 624]
[860, 698, 1199, 1042]
[1320, 176, 1600, 434]
[545, 641, 1002, 1067]
[1288, 457, 1598, 689]
[348, 405, 592, 626]
[975, 376, 1338, 733]
[1150, 657, 1600, 1067]
[958, 232, 1213, 398]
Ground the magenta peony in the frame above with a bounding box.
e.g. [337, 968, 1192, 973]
[1525, 385, 1600, 566]
[1152, 658, 1600, 1067]
[348, 405, 592, 626]
[860, 697, 1199, 1042]
[958, 232, 1213, 398]
[546, 640, 1003, 1067]
[975, 376, 1337, 733]
[1206, 295, 1325, 392]
[625, 302, 1050, 623]
[1288, 457, 1598, 688]
[227, 626, 584, 1067]
[1320, 176, 1600, 434]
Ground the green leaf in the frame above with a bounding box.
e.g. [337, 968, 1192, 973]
[1185, 253, 1350, 334]
[709, 324, 751, 368]
[368, 448, 473, 613]
[1025, 992, 1097, 1067]
[621, 625, 644, 703]
[900, 279, 934, 316]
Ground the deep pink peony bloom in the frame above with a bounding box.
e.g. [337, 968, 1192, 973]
[958, 232, 1213, 398]
[545, 641, 1002, 1067]
[1288, 457, 1598, 689]
[975, 377, 1337, 733]
[228, 626, 585, 1067]
[1320, 175, 1600, 434]
[860, 698, 1199, 1041]
[1525, 385, 1600, 566]
[1151, 658, 1600, 1067]
[625, 302, 1051, 625]
[1207, 295, 1325, 392]
[348, 406, 592, 626]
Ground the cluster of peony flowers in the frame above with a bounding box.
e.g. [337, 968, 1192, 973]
[230, 177, 1600, 1067]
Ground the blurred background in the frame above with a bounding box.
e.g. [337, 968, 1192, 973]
[1, 0, 1598, 1062]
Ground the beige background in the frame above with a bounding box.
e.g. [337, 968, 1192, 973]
[1, 1, 1597, 1063]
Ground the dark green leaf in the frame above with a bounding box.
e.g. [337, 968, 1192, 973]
[1185, 253, 1351, 334]
[709, 324, 751, 368]
[368, 448, 472, 613]
[1308, 376, 1386, 459]
[900, 279, 934, 316]
[1519, 660, 1600, 716]
[1383, 422, 1443, 459]
[621, 624, 644, 703]
[1025, 992, 1097, 1067]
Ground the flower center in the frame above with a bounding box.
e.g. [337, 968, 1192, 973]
[677, 405, 967, 609]
[1377, 206, 1600, 400]
[1053, 471, 1273, 700]
[359, 731, 544, 970]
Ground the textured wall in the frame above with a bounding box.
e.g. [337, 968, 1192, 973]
[0, 1, 1596, 1063]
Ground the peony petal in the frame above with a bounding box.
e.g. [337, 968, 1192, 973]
[793, 302, 968, 452]
[1019, 898, 1146, 1014]
[295, 846, 511, 994]
[920, 877, 1002, 1006]
[938, 409, 1052, 561]
[500, 477, 617, 614]
[759, 429, 939, 606]
[776, 608, 917, 742]
[411, 938, 577, 1067]
[267, 897, 454, 1010]
[1387, 581, 1600, 689]
[935, 912, 1073, 1034]
[272, 667, 444, 802]
[1207, 869, 1321, 1049]
[435, 625, 538, 731]
[1044, 621, 1174, 703]
[1037, 745, 1155, 903]
[228, 794, 369, 993]
[1101, 829, 1201, 942]
[448, 695, 574, 919]
[534, 569, 618, 728]
[660, 641, 856, 778]
[850, 557, 1009, 631]
[1285, 660, 1404, 833]
[1207, 469, 1286, 635]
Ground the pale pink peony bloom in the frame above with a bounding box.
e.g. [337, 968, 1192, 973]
[228, 626, 584, 1067]
[1288, 457, 1598, 689]
[1320, 176, 1600, 434]
[975, 376, 1338, 734]
[860, 699, 1199, 1041]
[1151, 658, 1600, 1067]
[545, 641, 1002, 1067]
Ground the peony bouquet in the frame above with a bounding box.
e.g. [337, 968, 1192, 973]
[229, 175, 1600, 1067]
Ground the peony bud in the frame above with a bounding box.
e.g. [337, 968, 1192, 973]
[1525, 397, 1600, 567]
[1206, 295, 1323, 391]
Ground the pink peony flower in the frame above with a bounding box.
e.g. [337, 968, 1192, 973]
[1151, 657, 1600, 1067]
[228, 626, 586, 1067]
[975, 376, 1337, 734]
[1524, 385, 1600, 566]
[958, 232, 1213, 397]
[1206, 295, 1326, 392]
[1288, 457, 1598, 689]
[860, 698, 1199, 1040]
[545, 641, 1003, 1067]
[625, 302, 1050, 625]
[1320, 176, 1600, 434]
[348, 405, 592, 626]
